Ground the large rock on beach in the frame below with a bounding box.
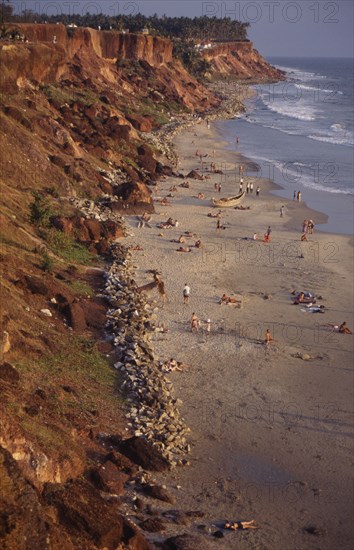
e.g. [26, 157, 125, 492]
[119, 437, 170, 472]
[43, 479, 152, 549]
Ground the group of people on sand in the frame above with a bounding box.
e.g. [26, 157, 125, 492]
[191, 312, 211, 335]
[130, 139, 352, 363]
[239, 181, 256, 194]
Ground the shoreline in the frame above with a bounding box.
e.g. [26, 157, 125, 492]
[216, 118, 354, 238]
[122, 119, 353, 548]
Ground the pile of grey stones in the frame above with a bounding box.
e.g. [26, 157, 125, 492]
[68, 197, 124, 223]
[103, 243, 191, 467]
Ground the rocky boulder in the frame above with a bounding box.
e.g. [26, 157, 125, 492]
[42, 478, 152, 549]
[118, 437, 170, 472]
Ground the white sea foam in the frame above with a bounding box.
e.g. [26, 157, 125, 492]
[275, 66, 327, 81]
[295, 83, 343, 95]
[265, 101, 317, 122]
[308, 134, 354, 147]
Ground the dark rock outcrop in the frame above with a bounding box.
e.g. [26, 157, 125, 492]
[118, 437, 170, 472]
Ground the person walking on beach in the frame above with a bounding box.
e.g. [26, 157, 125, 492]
[183, 284, 190, 305]
[266, 226, 272, 237]
[218, 183, 222, 193]
[216, 219, 221, 233]
[293, 190, 297, 200]
[297, 191, 302, 202]
[191, 312, 199, 332]
[308, 220, 314, 234]
[246, 182, 250, 194]
[239, 181, 243, 193]
[250, 182, 254, 193]
[280, 205, 285, 217]
[302, 220, 308, 233]
[256, 186, 260, 197]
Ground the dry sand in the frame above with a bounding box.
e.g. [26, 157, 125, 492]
[125, 121, 353, 549]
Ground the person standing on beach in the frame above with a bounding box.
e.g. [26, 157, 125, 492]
[308, 220, 314, 234]
[297, 191, 302, 202]
[302, 220, 308, 233]
[266, 226, 272, 237]
[256, 186, 260, 197]
[280, 205, 285, 217]
[191, 312, 199, 332]
[246, 182, 250, 194]
[183, 284, 190, 305]
[293, 191, 297, 200]
[216, 219, 221, 233]
[218, 183, 222, 193]
[250, 182, 254, 193]
[264, 329, 274, 346]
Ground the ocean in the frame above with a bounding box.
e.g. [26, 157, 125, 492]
[217, 57, 354, 234]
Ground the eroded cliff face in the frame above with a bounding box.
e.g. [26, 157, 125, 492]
[1, 24, 173, 90]
[0, 24, 284, 549]
[202, 40, 285, 81]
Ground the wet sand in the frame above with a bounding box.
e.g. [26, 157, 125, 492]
[125, 121, 354, 549]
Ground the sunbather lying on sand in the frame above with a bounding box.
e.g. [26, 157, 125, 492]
[322, 322, 352, 333]
[301, 305, 325, 313]
[180, 181, 190, 188]
[162, 358, 190, 372]
[293, 291, 316, 305]
[219, 293, 241, 305]
[224, 520, 257, 530]
[339, 322, 352, 334]
[171, 235, 186, 243]
[158, 218, 179, 229]
[207, 210, 222, 218]
[195, 192, 205, 199]
[128, 245, 143, 251]
[176, 246, 192, 252]
[160, 198, 171, 206]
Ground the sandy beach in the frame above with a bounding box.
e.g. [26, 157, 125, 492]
[124, 121, 353, 549]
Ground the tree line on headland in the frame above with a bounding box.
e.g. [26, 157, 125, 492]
[1, 1, 249, 78]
